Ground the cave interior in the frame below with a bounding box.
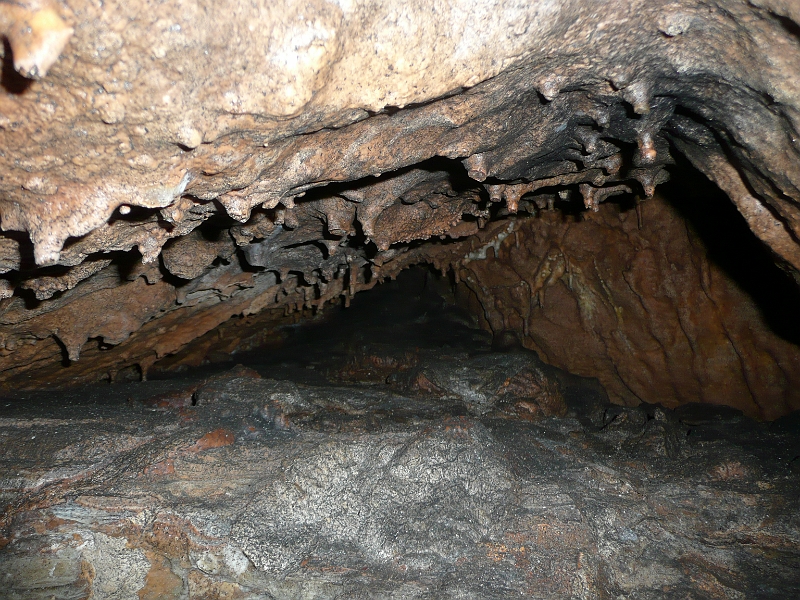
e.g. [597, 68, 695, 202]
[1, 0, 800, 597]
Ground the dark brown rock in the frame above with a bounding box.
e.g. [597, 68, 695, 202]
[457, 193, 800, 419]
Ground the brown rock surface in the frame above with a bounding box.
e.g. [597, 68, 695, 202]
[0, 0, 799, 416]
[457, 189, 800, 419]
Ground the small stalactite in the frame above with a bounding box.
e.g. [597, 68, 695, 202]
[636, 132, 658, 165]
[636, 196, 644, 230]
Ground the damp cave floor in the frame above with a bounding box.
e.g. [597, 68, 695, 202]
[1, 270, 799, 599]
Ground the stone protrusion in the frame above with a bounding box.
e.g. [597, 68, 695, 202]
[0, 0, 73, 78]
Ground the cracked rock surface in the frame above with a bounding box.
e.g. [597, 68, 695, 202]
[1, 286, 798, 598]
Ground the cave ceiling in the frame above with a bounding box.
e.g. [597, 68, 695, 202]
[0, 0, 799, 412]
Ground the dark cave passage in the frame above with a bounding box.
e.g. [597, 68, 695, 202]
[139, 154, 800, 418]
[5, 155, 800, 422]
[2, 1, 800, 596]
[662, 154, 800, 346]
[2, 248, 799, 599]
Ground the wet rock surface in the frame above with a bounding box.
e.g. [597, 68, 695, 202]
[1, 279, 798, 599]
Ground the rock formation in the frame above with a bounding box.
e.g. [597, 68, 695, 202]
[1, 292, 799, 598]
[457, 187, 800, 420]
[1, 0, 799, 417]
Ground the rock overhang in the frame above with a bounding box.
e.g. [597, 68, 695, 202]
[0, 0, 799, 414]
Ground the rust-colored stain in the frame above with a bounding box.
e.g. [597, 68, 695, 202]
[139, 551, 184, 600]
[443, 416, 475, 438]
[409, 371, 446, 396]
[186, 428, 235, 453]
[143, 459, 176, 476]
[140, 386, 199, 410]
[708, 461, 751, 481]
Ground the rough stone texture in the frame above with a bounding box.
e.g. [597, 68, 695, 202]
[1, 0, 800, 412]
[456, 192, 800, 420]
[3, 4, 800, 597]
[1, 354, 798, 599]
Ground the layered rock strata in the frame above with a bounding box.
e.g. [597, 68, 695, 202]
[0, 0, 799, 411]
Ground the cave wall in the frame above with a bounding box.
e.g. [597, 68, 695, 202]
[457, 193, 800, 420]
[1, 0, 799, 413]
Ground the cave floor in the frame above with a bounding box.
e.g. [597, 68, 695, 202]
[1, 273, 799, 599]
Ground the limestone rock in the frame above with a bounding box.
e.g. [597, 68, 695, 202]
[0, 0, 799, 415]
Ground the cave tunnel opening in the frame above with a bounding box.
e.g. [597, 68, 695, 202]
[3, 151, 800, 419]
[91, 151, 797, 426]
[2, 154, 800, 598]
[3, 0, 800, 594]
[660, 152, 800, 347]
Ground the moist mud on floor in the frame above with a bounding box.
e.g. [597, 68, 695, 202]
[0, 271, 798, 599]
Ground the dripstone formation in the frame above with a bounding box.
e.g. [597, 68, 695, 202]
[0, 6, 799, 411]
[4, 4, 800, 597]
[0, 0, 800, 417]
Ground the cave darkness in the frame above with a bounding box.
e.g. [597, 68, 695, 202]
[144, 154, 800, 399]
[1, 0, 800, 597]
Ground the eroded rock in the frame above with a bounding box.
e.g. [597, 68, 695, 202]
[455, 185, 800, 419]
[0, 0, 799, 415]
[1, 355, 797, 598]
